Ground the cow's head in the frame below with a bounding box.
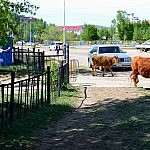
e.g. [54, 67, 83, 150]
[114, 56, 120, 64]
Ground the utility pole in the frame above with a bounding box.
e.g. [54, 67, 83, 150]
[29, 17, 32, 44]
[63, 0, 66, 45]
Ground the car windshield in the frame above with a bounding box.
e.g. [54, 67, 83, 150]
[98, 46, 122, 53]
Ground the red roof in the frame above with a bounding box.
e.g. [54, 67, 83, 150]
[58, 25, 83, 31]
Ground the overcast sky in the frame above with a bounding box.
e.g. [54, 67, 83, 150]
[20, 0, 150, 27]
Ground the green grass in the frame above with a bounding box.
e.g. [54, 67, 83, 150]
[0, 84, 78, 150]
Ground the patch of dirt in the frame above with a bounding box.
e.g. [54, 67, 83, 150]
[30, 87, 149, 150]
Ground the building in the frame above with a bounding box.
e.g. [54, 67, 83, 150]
[58, 25, 83, 35]
[19, 15, 37, 25]
[58, 25, 110, 36]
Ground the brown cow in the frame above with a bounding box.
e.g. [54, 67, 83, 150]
[92, 55, 120, 76]
[130, 56, 150, 87]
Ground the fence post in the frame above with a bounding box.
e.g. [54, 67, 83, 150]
[26, 54, 30, 78]
[42, 51, 45, 72]
[57, 61, 63, 97]
[21, 47, 23, 63]
[17, 47, 20, 63]
[1, 84, 4, 129]
[33, 48, 36, 70]
[10, 71, 15, 123]
[63, 44, 66, 60]
[13, 47, 16, 64]
[66, 45, 69, 83]
[47, 66, 51, 104]
[41, 73, 44, 106]
[38, 49, 40, 72]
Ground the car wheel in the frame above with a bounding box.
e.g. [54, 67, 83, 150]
[144, 49, 148, 52]
[88, 59, 92, 68]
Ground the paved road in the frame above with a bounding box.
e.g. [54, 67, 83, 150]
[68, 46, 150, 88]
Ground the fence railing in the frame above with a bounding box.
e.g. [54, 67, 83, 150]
[0, 45, 69, 130]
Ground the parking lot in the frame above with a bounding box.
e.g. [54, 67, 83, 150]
[68, 46, 150, 88]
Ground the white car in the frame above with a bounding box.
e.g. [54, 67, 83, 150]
[135, 41, 150, 52]
[88, 44, 132, 70]
[48, 42, 63, 51]
[16, 41, 26, 46]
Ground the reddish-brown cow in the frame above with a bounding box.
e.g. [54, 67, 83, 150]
[92, 55, 120, 76]
[130, 56, 150, 87]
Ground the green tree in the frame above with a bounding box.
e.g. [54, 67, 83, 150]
[41, 24, 62, 42]
[31, 19, 47, 43]
[0, 0, 39, 46]
[62, 31, 78, 42]
[81, 24, 99, 41]
[116, 10, 134, 42]
[110, 19, 117, 41]
[98, 27, 110, 41]
[116, 10, 127, 41]
[141, 20, 150, 41]
[133, 22, 142, 41]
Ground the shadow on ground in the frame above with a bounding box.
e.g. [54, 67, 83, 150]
[33, 90, 150, 150]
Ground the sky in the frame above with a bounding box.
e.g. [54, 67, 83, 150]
[16, 0, 150, 27]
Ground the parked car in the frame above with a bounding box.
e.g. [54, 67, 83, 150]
[135, 40, 150, 52]
[26, 42, 34, 46]
[16, 41, 26, 46]
[48, 42, 63, 51]
[87, 44, 132, 70]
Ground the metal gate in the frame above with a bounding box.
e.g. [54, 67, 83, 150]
[69, 59, 79, 81]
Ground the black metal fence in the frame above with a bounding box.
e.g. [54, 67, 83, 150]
[14, 47, 44, 75]
[0, 45, 69, 130]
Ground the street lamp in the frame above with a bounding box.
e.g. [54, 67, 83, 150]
[33, 27, 37, 43]
[63, 0, 66, 45]
[29, 17, 32, 44]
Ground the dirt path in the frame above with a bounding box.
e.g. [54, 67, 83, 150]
[31, 87, 149, 150]
[29, 47, 150, 149]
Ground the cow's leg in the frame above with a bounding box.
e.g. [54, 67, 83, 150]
[92, 65, 94, 76]
[108, 67, 114, 76]
[135, 77, 139, 87]
[130, 73, 133, 85]
[92, 65, 97, 76]
[133, 79, 137, 87]
[94, 66, 97, 76]
[102, 68, 106, 77]
[132, 74, 139, 87]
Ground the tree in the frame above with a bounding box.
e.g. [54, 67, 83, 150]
[0, 0, 39, 46]
[41, 24, 62, 42]
[133, 22, 142, 41]
[116, 10, 134, 42]
[110, 19, 117, 41]
[81, 24, 99, 41]
[140, 20, 150, 41]
[98, 27, 110, 41]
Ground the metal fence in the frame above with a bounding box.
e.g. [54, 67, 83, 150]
[0, 45, 69, 130]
